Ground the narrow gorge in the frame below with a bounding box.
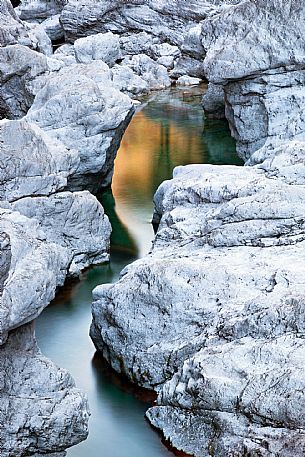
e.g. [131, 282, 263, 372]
[0, 1, 304, 457]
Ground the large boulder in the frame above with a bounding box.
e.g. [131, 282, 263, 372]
[17, 0, 68, 22]
[0, 323, 89, 457]
[25, 62, 135, 190]
[202, 0, 305, 159]
[0, 0, 32, 47]
[0, 118, 78, 201]
[91, 140, 305, 454]
[0, 45, 61, 119]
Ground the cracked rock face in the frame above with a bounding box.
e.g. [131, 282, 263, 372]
[0, 113, 111, 453]
[91, 140, 305, 454]
[0, 323, 89, 457]
[59, 0, 237, 81]
[24, 62, 135, 190]
[202, 0, 305, 158]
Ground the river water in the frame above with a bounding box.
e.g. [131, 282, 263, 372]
[36, 86, 242, 457]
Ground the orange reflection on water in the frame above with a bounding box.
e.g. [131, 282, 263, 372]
[113, 108, 207, 203]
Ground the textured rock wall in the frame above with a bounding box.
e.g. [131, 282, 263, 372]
[90, 1, 305, 456]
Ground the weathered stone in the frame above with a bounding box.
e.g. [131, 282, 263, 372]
[17, 0, 68, 21]
[0, 323, 89, 457]
[91, 144, 305, 453]
[74, 32, 121, 67]
[0, 119, 79, 202]
[202, 0, 305, 158]
[12, 191, 111, 276]
[24, 62, 135, 190]
[0, 206, 68, 342]
[0, 45, 61, 119]
[120, 54, 171, 91]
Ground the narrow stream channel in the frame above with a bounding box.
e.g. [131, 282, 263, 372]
[36, 86, 242, 457]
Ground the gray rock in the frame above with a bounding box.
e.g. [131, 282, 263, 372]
[0, 118, 79, 201]
[12, 191, 111, 276]
[24, 62, 135, 190]
[111, 64, 149, 96]
[59, 0, 231, 79]
[91, 143, 305, 453]
[17, 0, 68, 21]
[40, 14, 64, 41]
[74, 32, 121, 67]
[0, 206, 68, 342]
[176, 75, 202, 86]
[202, 82, 225, 119]
[0, 44, 62, 119]
[202, 0, 305, 158]
[120, 54, 171, 91]
[0, 0, 32, 47]
[60, 0, 211, 44]
[224, 70, 305, 161]
[0, 323, 89, 457]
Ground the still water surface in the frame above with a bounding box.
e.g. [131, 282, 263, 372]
[36, 87, 242, 457]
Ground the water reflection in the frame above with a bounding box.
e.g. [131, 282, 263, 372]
[36, 86, 242, 457]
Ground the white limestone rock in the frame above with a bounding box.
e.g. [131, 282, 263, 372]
[119, 32, 155, 57]
[91, 146, 305, 453]
[74, 32, 121, 67]
[0, 0, 32, 48]
[111, 64, 149, 96]
[24, 62, 134, 190]
[0, 323, 89, 457]
[12, 191, 111, 276]
[177, 76, 202, 86]
[202, 0, 305, 85]
[60, 0, 210, 44]
[0, 44, 62, 119]
[17, 0, 68, 22]
[40, 14, 64, 41]
[0, 119, 79, 202]
[224, 70, 305, 161]
[120, 54, 171, 91]
[0, 206, 69, 343]
[201, 0, 305, 158]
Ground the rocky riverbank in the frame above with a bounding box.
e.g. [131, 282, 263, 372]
[0, 0, 228, 455]
[90, 1, 305, 456]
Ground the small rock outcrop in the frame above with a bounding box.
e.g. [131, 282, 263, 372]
[0, 323, 89, 457]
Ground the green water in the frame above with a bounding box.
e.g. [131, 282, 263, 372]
[36, 86, 242, 457]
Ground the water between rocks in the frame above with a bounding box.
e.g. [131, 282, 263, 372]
[36, 86, 242, 457]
